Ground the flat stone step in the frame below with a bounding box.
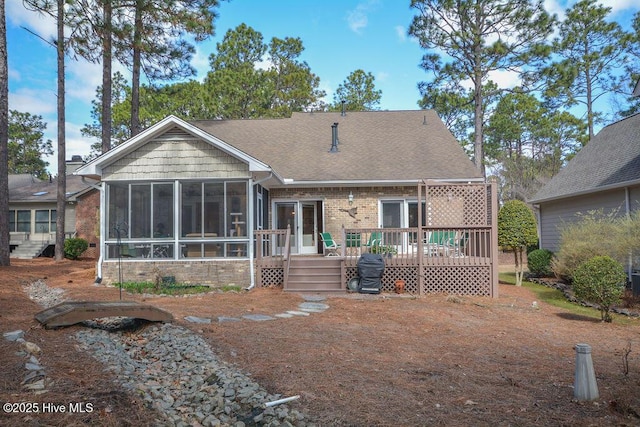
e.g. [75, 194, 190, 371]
[35, 301, 173, 329]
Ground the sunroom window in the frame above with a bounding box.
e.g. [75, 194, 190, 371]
[105, 180, 247, 260]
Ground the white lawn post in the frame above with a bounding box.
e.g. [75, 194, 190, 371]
[574, 343, 599, 401]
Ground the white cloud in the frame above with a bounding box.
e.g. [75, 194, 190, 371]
[487, 69, 522, 89]
[255, 57, 273, 71]
[66, 60, 103, 103]
[395, 25, 406, 42]
[7, 2, 56, 41]
[544, 0, 566, 20]
[596, 0, 637, 14]
[192, 44, 213, 80]
[376, 71, 389, 82]
[9, 88, 57, 116]
[346, 0, 380, 34]
[8, 66, 21, 83]
[42, 121, 91, 174]
[547, 0, 638, 20]
[347, 9, 368, 34]
[459, 69, 521, 91]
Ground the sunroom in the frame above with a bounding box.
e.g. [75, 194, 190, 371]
[104, 180, 250, 260]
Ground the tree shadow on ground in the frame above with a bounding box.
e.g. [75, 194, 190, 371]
[555, 312, 601, 323]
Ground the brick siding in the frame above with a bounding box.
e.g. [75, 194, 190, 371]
[100, 260, 250, 287]
[75, 190, 100, 259]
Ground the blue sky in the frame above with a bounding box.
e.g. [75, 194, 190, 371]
[6, 0, 640, 173]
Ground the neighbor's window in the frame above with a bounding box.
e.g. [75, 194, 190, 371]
[35, 209, 56, 233]
[9, 210, 15, 232]
[17, 210, 31, 233]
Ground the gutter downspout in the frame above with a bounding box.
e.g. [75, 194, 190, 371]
[82, 177, 104, 283]
[246, 173, 274, 290]
[625, 187, 633, 281]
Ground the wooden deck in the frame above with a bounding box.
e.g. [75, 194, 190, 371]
[35, 301, 173, 329]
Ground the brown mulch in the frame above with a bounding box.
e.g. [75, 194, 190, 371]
[1, 258, 640, 426]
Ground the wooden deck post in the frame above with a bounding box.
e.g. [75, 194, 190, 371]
[417, 181, 424, 295]
[490, 178, 499, 298]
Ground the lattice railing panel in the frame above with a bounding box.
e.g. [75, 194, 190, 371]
[421, 266, 491, 296]
[259, 268, 283, 287]
[426, 184, 489, 226]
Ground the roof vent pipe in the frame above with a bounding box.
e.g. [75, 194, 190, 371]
[341, 100, 346, 117]
[330, 123, 339, 152]
[423, 115, 427, 125]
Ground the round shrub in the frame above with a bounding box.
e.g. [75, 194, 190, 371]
[527, 249, 554, 277]
[64, 238, 88, 260]
[572, 256, 627, 323]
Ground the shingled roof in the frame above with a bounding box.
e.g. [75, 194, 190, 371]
[9, 175, 98, 203]
[530, 113, 640, 203]
[8, 174, 40, 190]
[190, 110, 482, 183]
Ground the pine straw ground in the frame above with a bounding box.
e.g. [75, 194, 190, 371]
[1, 258, 640, 426]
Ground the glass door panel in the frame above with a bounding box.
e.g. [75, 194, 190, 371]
[275, 203, 297, 254]
[300, 202, 317, 254]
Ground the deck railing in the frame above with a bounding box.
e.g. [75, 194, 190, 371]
[255, 228, 290, 287]
[340, 227, 493, 266]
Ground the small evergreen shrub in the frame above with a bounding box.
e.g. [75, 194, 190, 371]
[572, 256, 627, 323]
[527, 249, 554, 277]
[64, 238, 88, 260]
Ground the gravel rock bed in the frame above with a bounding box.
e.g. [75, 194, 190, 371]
[74, 323, 308, 426]
[24, 280, 310, 426]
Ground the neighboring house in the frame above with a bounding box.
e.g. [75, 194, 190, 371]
[76, 110, 496, 292]
[529, 113, 640, 254]
[8, 156, 100, 259]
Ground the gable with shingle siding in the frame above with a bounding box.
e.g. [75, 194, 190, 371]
[102, 135, 250, 181]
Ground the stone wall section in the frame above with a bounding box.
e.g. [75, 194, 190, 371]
[101, 260, 250, 287]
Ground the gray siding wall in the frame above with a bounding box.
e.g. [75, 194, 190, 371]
[103, 132, 250, 181]
[538, 190, 628, 252]
[629, 185, 640, 212]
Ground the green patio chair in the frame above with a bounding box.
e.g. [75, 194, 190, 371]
[320, 232, 341, 256]
[364, 231, 383, 251]
[424, 230, 460, 257]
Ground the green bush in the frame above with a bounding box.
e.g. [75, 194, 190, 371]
[64, 238, 88, 260]
[498, 200, 538, 286]
[552, 210, 624, 281]
[527, 249, 554, 277]
[572, 256, 627, 323]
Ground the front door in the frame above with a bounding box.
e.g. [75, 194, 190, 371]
[274, 201, 319, 255]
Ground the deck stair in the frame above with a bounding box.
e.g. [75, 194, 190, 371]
[10, 240, 50, 259]
[35, 301, 173, 329]
[285, 256, 344, 292]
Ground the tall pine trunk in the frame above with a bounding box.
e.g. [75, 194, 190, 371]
[0, 0, 10, 266]
[54, 0, 66, 261]
[101, 0, 112, 153]
[130, 0, 143, 136]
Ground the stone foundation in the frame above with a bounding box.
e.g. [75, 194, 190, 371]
[100, 260, 250, 287]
